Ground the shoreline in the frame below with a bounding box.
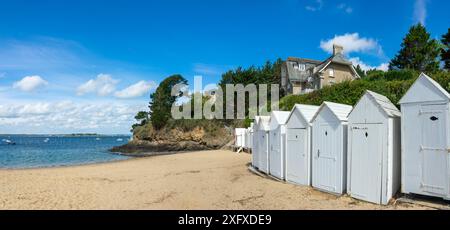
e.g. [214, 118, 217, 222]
[0, 150, 216, 171]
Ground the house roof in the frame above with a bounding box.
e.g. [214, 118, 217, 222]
[287, 104, 320, 124]
[287, 57, 322, 64]
[311, 101, 353, 122]
[313, 53, 360, 78]
[399, 73, 450, 104]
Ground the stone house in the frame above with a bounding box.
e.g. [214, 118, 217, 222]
[281, 45, 360, 95]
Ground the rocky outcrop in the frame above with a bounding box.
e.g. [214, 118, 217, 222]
[110, 122, 233, 157]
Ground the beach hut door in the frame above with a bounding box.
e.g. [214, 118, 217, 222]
[419, 104, 449, 196]
[287, 129, 307, 184]
[315, 124, 337, 192]
[350, 124, 382, 204]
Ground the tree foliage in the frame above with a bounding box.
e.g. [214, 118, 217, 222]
[149, 74, 187, 130]
[441, 28, 450, 70]
[354, 65, 367, 78]
[218, 59, 283, 119]
[389, 23, 440, 72]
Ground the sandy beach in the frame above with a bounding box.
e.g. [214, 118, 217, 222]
[0, 150, 430, 210]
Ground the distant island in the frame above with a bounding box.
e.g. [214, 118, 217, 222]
[63, 133, 100, 137]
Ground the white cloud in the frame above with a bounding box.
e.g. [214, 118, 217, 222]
[320, 33, 383, 56]
[12, 75, 48, 92]
[0, 101, 146, 134]
[414, 0, 427, 25]
[76, 73, 119, 96]
[305, 0, 323, 11]
[337, 3, 353, 14]
[115, 80, 156, 99]
[349, 57, 389, 72]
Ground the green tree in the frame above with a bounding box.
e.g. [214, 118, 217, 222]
[131, 111, 149, 131]
[218, 59, 283, 120]
[441, 28, 450, 70]
[354, 65, 366, 78]
[389, 23, 440, 72]
[149, 75, 187, 130]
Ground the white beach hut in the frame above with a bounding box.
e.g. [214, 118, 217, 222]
[255, 116, 271, 173]
[347, 90, 401, 205]
[252, 118, 260, 169]
[311, 101, 353, 195]
[246, 123, 254, 150]
[269, 111, 290, 179]
[235, 128, 247, 148]
[400, 73, 450, 200]
[285, 104, 320, 186]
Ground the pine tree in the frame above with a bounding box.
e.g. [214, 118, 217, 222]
[441, 28, 450, 70]
[389, 23, 440, 72]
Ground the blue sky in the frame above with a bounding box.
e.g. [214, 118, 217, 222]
[0, 0, 449, 134]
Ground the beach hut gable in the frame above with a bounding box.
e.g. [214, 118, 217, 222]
[311, 101, 353, 123]
[286, 104, 320, 128]
[399, 73, 450, 104]
[349, 90, 401, 123]
[269, 111, 290, 130]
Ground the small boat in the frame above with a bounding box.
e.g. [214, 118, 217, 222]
[96, 138, 101, 141]
[43, 138, 50, 143]
[116, 138, 123, 142]
[3, 139, 16, 145]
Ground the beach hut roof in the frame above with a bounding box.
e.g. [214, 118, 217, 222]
[399, 73, 450, 104]
[287, 104, 320, 123]
[351, 90, 401, 118]
[269, 111, 290, 129]
[311, 101, 353, 122]
[256, 116, 271, 131]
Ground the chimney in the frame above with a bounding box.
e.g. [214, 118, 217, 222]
[333, 44, 344, 55]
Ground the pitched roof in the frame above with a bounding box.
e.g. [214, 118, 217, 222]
[256, 116, 271, 131]
[287, 104, 320, 123]
[270, 111, 290, 125]
[365, 90, 401, 117]
[314, 53, 359, 77]
[312, 101, 353, 122]
[399, 73, 450, 104]
[269, 111, 290, 131]
[287, 57, 322, 64]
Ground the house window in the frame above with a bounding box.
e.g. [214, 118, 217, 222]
[299, 64, 306, 71]
[329, 67, 334, 77]
[293, 63, 299, 70]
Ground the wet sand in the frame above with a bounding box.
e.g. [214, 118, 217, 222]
[0, 150, 430, 210]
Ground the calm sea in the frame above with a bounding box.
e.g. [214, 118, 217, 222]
[0, 135, 131, 169]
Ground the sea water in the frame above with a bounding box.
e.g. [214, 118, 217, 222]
[0, 135, 130, 169]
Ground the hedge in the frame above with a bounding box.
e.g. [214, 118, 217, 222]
[279, 70, 450, 111]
